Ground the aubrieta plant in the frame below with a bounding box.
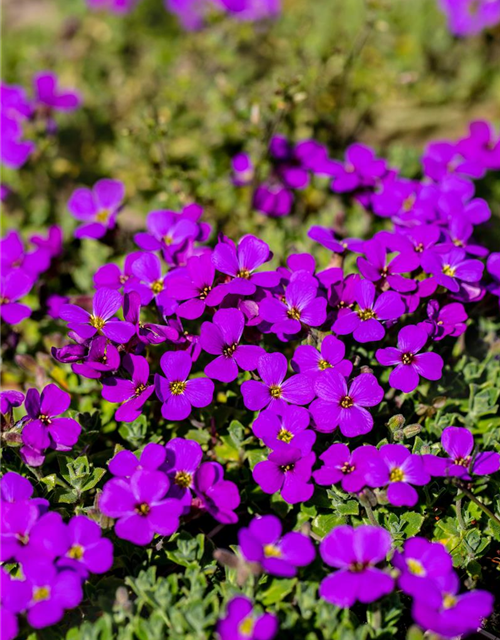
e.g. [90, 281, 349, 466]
[2, 2, 500, 639]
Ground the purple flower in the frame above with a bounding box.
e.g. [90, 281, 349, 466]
[366, 444, 430, 507]
[308, 225, 364, 254]
[166, 252, 223, 319]
[212, 235, 280, 295]
[375, 324, 444, 393]
[1, 230, 51, 278]
[1, 568, 30, 640]
[313, 444, 378, 493]
[193, 461, 240, 523]
[291, 335, 353, 380]
[129, 252, 176, 314]
[253, 182, 294, 217]
[163, 437, 203, 512]
[99, 468, 182, 545]
[108, 442, 166, 477]
[101, 354, 155, 422]
[238, 514, 315, 577]
[423, 426, 500, 479]
[57, 515, 113, 578]
[22, 561, 83, 629]
[259, 272, 327, 336]
[330, 144, 387, 193]
[421, 247, 484, 293]
[20, 384, 81, 467]
[0, 390, 24, 415]
[34, 72, 81, 112]
[217, 596, 278, 640]
[93, 251, 143, 291]
[332, 279, 405, 343]
[123, 291, 178, 344]
[438, 0, 500, 36]
[0, 269, 33, 325]
[232, 153, 254, 186]
[2, 509, 66, 564]
[200, 308, 264, 382]
[241, 352, 315, 412]
[252, 405, 315, 453]
[457, 120, 500, 170]
[392, 537, 453, 606]
[310, 371, 384, 437]
[319, 525, 394, 608]
[60, 288, 135, 343]
[252, 446, 315, 504]
[422, 141, 486, 181]
[412, 571, 494, 638]
[72, 335, 120, 380]
[68, 179, 125, 240]
[134, 208, 201, 264]
[422, 301, 468, 341]
[154, 351, 214, 421]
[357, 237, 418, 292]
[87, 0, 138, 13]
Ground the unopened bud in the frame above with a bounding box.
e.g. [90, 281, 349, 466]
[403, 423, 422, 438]
[387, 414, 405, 431]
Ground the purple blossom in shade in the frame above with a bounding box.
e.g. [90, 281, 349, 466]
[441, 216, 489, 257]
[457, 120, 500, 170]
[252, 405, 315, 454]
[307, 225, 364, 254]
[412, 571, 494, 639]
[108, 442, 166, 478]
[423, 426, 500, 480]
[154, 350, 214, 421]
[217, 596, 278, 640]
[129, 252, 177, 314]
[71, 335, 120, 380]
[252, 446, 316, 505]
[259, 272, 327, 336]
[238, 514, 315, 578]
[313, 444, 379, 493]
[99, 468, 182, 545]
[375, 325, 444, 393]
[101, 354, 155, 422]
[60, 288, 135, 343]
[357, 237, 418, 293]
[319, 525, 394, 608]
[20, 384, 81, 468]
[329, 144, 388, 193]
[134, 208, 199, 262]
[166, 252, 223, 319]
[310, 371, 384, 437]
[422, 141, 486, 181]
[163, 438, 203, 513]
[332, 279, 405, 343]
[0, 472, 32, 503]
[123, 291, 178, 344]
[422, 300, 468, 341]
[200, 308, 265, 382]
[392, 537, 453, 606]
[253, 182, 294, 218]
[438, 0, 500, 36]
[57, 515, 113, 578]
[1, 229, 52, 277]
[291, 335, 353, 380]
[212, 235, 280, 295]
[0, 390, 24, 415]
[68, 179, 125, 240]
[1, 568, 31, 640]
[93, 251, 143, 291]
[51, 342, 89, 365]
[34, 72, 81, 112]
[30, 224, 63, 259]
[366, 444, 430, 507]
[232, 153, 254, 186]
[420, 247, 484, 293]
[0, 269, 34, 325]
[1, 82, 32, 121]
[193, 461, 240, 523]
[22, 561, 83, 630]
[240, 352, 315, 412]
[328, 273, 360, 314]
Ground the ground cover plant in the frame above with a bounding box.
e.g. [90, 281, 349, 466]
[1, 0, 500, 638]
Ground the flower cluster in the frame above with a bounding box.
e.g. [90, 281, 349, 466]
[99, 439, 240, 544]
[438, 0, 500, 36]
[1, 472, 113, 636]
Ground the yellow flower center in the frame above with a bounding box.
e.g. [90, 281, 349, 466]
[390, 467, 405, 482]
[68, 544, 85, 560]
[199, 286, 211, 300]
[269, 385, 282, 399]
[135, 502, 150, 516]
[135, 384, 146, 396]
[238, 617, 254, 636]
[95, 208, 110, 223]
[163, 235, 173, 246]
[169, 381, 187, 396]
[340, 395, 353, 409]
[401, 352, 414, 365]
[442, 265, 456, 277]
[318, 359, 331, 371]
[358, 308, 376, 321]
[454, 456, 471, 467]
[151, 280, 164, 294]
[90, 315, 106, 331]
[223, 343, 238, 358]
[442, 593, 457, 609]
[407, 558, 425, 576]
[263, 544, 282, 558]
[277, 428, 293, 443]
[174, 471, 192, 488]
[237, 269, 251, 279]
[39, 414, 52, 425]
[415, 243, 424, 253]
[33, 586, 51, 602]
[287, 306, 301, 321]
[341, 462, 355, 474]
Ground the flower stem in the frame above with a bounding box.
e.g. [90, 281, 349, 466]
[455, 497, 466, 530]
[459, 486, 500, 527]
